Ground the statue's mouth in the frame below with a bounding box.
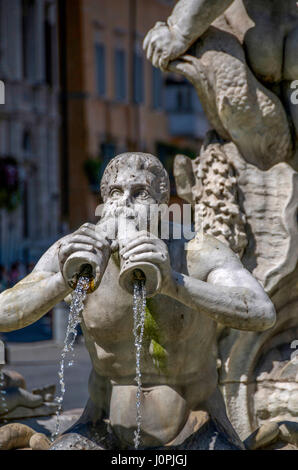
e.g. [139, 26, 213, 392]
[101, 202, 138, 221]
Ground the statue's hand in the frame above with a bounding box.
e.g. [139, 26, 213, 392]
[119, 232, 174, 295]
[58, 223, 111, 282]
[143, 21, 189, 71]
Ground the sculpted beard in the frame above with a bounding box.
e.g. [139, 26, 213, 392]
[97, 198, 154, 242]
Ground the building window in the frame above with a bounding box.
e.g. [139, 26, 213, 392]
[152, 66, 163, 109]
[133, 52, 144, 104]
[101, 142, 116, 161]
[157, 0, 175, 4]
[23, 131, 32, 156]
[44, 3, 53, 86]
[95, 43, 106, 97]
[164, 78, 195, 113]
[22, 0, 36, 81]
[22, 130, 32, 239]
[114, 49, 126, 102]
[99, 142, 116, 178]
[0, 0, 3, 74]
[176, 86, 192, 112]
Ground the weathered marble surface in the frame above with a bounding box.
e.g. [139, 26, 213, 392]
[0, 153, 275, 449]
[0, 369, 57, 421]
[144, 0, 298, 449]
[144, 0, 298, 171]
[0, 409, 82, 450]
[174, 136, 298, 447]
[3, 403, 58, 420]
[174, 134, 298, 295]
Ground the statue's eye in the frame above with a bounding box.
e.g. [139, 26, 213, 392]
[110, 189, 122, 198]
[135, 189, 149, 199]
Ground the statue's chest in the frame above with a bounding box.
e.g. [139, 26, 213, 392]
[81, 271, 197, 345]
[81, 244, 199, 344]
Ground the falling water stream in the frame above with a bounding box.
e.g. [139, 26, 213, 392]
[132, 277, 146, 449]
[51, 270, 147, 450]
[51, 276, 90, 441]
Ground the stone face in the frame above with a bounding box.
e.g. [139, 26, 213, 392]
[0, 152, 276, 449]
[1, 0, 297, 451]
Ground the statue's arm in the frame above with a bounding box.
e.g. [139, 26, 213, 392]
[165, 242, 276, 332]
[168, 0, 234, 44]
[0, 239, 71, 332]
[114, 231, 275, 331]
[0, 223, 111, 333]
[143, 0, 234, 70]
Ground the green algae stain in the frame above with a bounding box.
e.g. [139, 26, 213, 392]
[144, 300, 167, 374]
[150, 339, 168, 374]
[144, 305, 159, 342]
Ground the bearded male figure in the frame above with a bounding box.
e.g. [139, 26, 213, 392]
[0, 153, 275, 450]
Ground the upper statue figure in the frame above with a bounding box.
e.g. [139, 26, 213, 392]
[144, 0, 298, 170]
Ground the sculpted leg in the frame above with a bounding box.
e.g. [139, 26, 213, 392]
[201, 386, 244, 449]
[152, 388, 244, 450]
[168, 19, 293, 170]
[169, 418, 243, 450]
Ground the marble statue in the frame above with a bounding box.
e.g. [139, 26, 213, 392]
[0, 369, 41, 415]
[144, 0, 298, 448]
[0, 340, 57, 421]
[0, 153, 276, 450]
[143, 0, 298, 171]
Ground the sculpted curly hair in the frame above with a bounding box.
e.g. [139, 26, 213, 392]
[100, 152, 170, 204]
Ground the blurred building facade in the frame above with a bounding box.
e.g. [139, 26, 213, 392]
[0, 0, 209, 340]
[0, 0, 210, 267]
[60, 0, 209, 230]
[0, 0, 61, 268]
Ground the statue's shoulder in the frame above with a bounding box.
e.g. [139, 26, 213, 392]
[186, 233, 241, 279]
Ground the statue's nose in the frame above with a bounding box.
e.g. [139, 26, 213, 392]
[123, 191, 133, 206]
